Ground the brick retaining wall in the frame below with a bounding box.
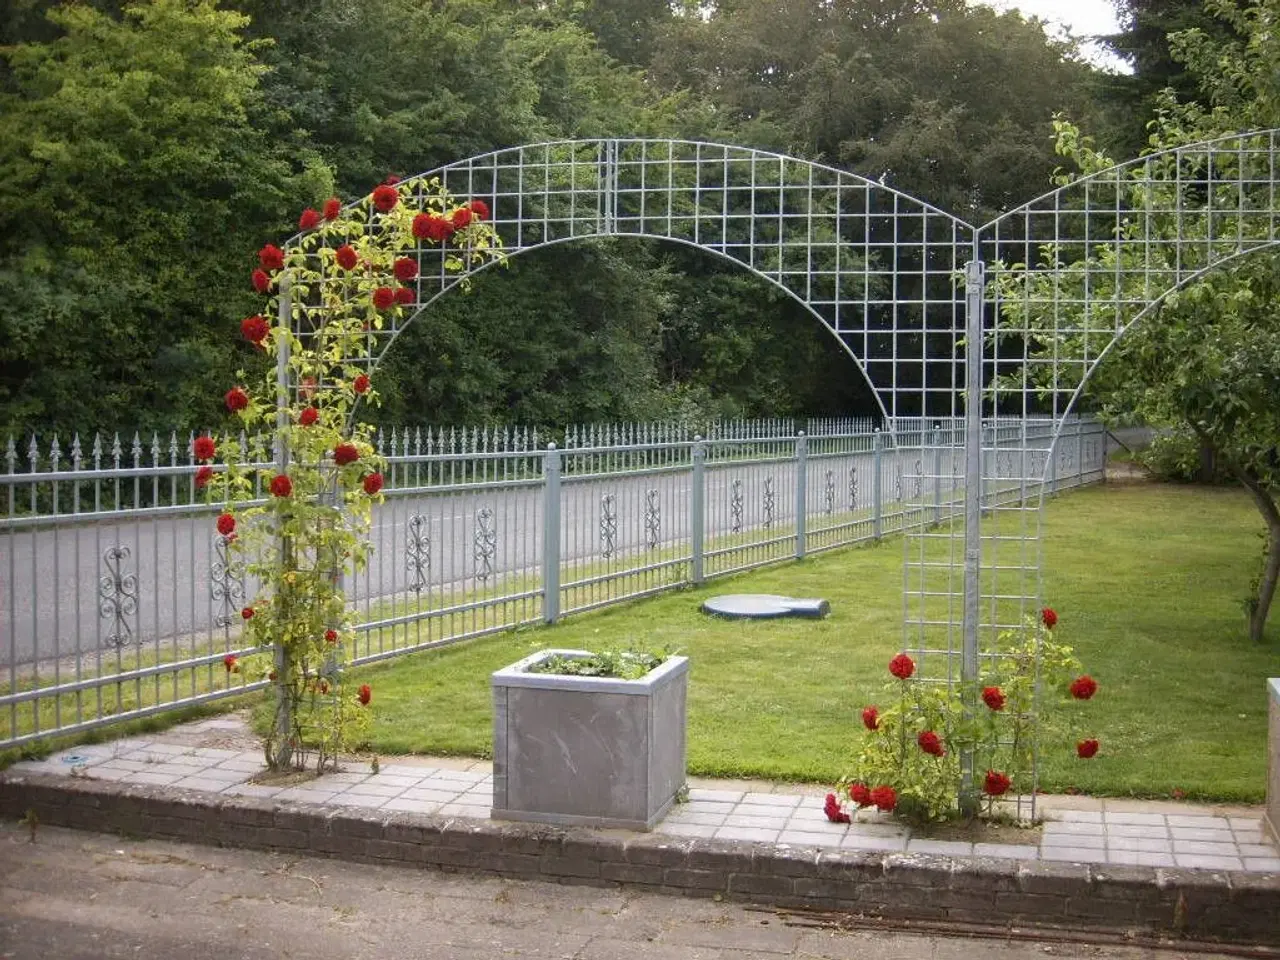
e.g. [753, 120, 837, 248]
[2, 772, 1277, 944]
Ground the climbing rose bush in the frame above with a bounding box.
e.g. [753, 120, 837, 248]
[829, 609, 1099, 823]
[199, 175, 503, 771]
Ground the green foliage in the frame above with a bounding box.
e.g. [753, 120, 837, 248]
[527, 648, 671, 679]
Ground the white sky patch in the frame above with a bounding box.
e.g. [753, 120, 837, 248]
[973, 0, 1132, 73]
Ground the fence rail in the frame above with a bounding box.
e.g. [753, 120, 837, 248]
[1, 416, 1105, 749]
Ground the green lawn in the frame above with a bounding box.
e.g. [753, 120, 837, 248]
[351, 483, 1280, 802]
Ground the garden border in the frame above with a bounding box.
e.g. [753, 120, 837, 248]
[2, 770, 1277, 945]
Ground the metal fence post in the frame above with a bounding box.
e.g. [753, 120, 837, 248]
[272, 272, 292, 768]
[1075, 418, 1084, 488]
[872, 428, 883, 540]
[795, 431, 807, 558]
[691, 435, 706, 584]
[542, 442, 561, 624]
[1048, 426, 1058, 495]
[932, 424, 943, 524]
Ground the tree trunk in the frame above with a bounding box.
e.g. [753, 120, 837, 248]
[1197, 438, 1216, 484]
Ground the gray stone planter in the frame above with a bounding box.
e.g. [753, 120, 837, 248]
[491, 649, 688, 830]
[1268, 679, 1280, 844]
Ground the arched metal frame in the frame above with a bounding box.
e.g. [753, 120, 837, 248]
[281, 132, 1280, 814]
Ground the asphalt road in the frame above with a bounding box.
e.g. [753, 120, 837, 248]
[0, 822, 1243, 960]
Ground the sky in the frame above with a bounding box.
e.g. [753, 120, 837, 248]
[975, 0, 1130, 71]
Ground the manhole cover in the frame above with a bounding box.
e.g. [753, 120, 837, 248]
[702, 594, 830, 619]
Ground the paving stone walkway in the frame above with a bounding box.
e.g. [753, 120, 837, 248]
[9, 714, 1279, 875]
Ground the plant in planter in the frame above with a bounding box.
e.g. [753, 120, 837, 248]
[202, 178, 502, 772]
[827, 607, 1098, 823]
[491, 647, 688, 830]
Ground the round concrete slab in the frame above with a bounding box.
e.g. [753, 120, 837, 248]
[702, 594, 830, 619]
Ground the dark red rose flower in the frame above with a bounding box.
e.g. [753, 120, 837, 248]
[223, 654, 238, 673]
[362, 472, 383, 495]
[1041, 607, 1058, 629]
[333, 443, 360, 466]
[195, 465, 214, 489]
[861, 705, 879, 731]
[258, 244, 285, 271]
[298, 208, 321, 230]
[372, 286, 395, 310]
[298, 406, 319, 427]
[823, 792, 851, 824]
[1077, 739, 1099, 759]
[335, 244, 359, 270]
[193, 436, 216, 462]
[216, 513, 236, 536]
[981, 685, 1006, 711]
[870, 785, 897, 812]
[318, 679, 330, 694]
[889, 653, 915, 680]
[849, 783, 872, 807]
[412, 213, 454, 242]
[394, 286, 414, 305]
[451, 206, 473, 229]
[917, 730, 945, 757]
[241, 315, 269, 345]
[225, 386, 249, 412]
[984, 770, 1012, 796]
[383, 174, 400, 185]
[372, 184, 399, 212]
[270, 474, 293, 498]
[1069, 675, 1098, 700]
[268, 670, 277, 682]
[241, 607, 254, 620]
[468, 199, 490, 221]
[325, 629, 338, 644]
[323, 197, 341, 221]
[251, 268, 271, 293]
[353, 374, 370, 394]
[393, 257, 418, 282]
[358, 684, 372, 706]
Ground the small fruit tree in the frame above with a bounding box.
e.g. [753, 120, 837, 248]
[197, 178, 503, 771]
[827, 608, 1099, 823]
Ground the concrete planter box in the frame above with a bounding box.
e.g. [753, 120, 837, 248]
[491, 649, 688, 830]
[1268, 679, 1280, 845]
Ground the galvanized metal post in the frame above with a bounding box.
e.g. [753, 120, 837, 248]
[872, 429, 883, 540]
[794, 431, 807, 559]
[961, 257, 986, 811]
[932, 424, 943, 525]
[1048, 427, 1058, 495]
[273, 273, 292, 768]
[691, 436, 706, 584]
[542, 442, 561, 624]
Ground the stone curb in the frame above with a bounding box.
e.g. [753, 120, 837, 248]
[3, 772, 1278, 944]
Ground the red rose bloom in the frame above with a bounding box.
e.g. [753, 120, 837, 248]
[1041, 607, 1058, 629]
[917, 730, 945, 757]
[984, 770, 1012, 796]
[823, 792, 851, 824]
[468, 199, 490, 221]
[981, 685, 1006, 711]
[225, 387, 249, 412]
[241, 315, 269, 345]
[270, 474, 293, 498]
[223, 654, 238, 673]
[258, 244, 285, 271]
[216, 513, 236, 536]
[393, 257, 418, 282]
[335, 244, 359, 270]
[333, 443, 360, 466]
[358, 684, 372, 706]
[195, 465, 214, 489]
[353, 374, 370, 394]
[412, 213, 454, 242]
[383, 174, 400, 185]
[193, 436, 216, 462]
[318, 679, 330, 694]
[325, 629, 338, 644]
[241, 607, 254, 620]
[362, 472, 384, 495]
[451, 207, 473, 229]
[870, 785, 897, 812]
[861, 705, 879, 731]
[848, 783, 872, 807]
[1077, 739, 1100, 759]
[298, 406, 319, 427]
[372, 286, 395, 310]
[323, 197, 341, 221]
[1069, 675, 1098, 700]
[394, 286, 414, 305]
[298, 208, 321, 230]
[252, 268, 271, 293]
[372, 184, 399, 212]
[889, 653, 915, 680]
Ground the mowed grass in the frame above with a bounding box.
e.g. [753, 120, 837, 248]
[353, 482, 1280, 802]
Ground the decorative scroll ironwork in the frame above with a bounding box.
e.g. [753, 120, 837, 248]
[600, 494, 618, 559]
[406, 515, 431, 592]
[1062, 444, 1075, 470]
[644, 489, 661, 550]
[209, 535, 244, 628]
[912, 458, 923, 498]
[99, 545, 137, 647]
[823, 470, 835, 515]
[849, 467, 858, 510]
[473, 507, 496, 582]
[893, 465, 902, 500]
[730, 479, 744, 533]
[998, 451, 1013, 478]
[763, 477, 775, 529]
